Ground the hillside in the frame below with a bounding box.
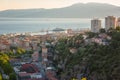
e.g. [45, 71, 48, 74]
[54, 28, 120, 80]
[0, 3, 120, 18]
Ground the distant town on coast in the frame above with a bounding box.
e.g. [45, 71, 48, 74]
[0, 0, 120, 80]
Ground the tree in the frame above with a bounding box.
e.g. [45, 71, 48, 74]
[110, 32, 120, 48]
[116, 26, 120, 32]
[3, 63, 13, 75]
[86, 32, 97, 38]
[9, 73, 17, 80]
[99, 28, 106, 33]
[0, 73, 2, 80]
[107, 27, 116, 35]
[54, 31, 120, 79]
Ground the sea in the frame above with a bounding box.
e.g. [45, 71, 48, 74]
[0, 18, 105, 34]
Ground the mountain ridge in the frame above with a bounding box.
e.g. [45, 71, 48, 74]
[0, 3, 120, 18]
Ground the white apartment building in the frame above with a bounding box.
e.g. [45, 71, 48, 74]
[91, 19, 101, 33]
[105, 16, 116, 30]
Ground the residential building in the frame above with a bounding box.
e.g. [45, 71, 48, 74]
[105, 16, 116, 30]
[42, 47, 48, 53]
[67, 29, 73, 34]
[117, 17, 120, 26]
[32, 51, 39, 62]
[91, 19, 101, 33]
[69, 48, 77, 54]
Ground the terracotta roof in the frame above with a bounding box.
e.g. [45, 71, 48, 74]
[20, 64, 39, 73]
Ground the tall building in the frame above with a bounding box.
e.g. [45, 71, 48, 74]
[117, 17, 120, 26]
[91, 19, 101, 33]
[105, 16, 116, 30]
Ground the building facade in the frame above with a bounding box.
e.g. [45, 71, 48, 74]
[91, 19, 101, 33]
[105, 16, 116, 30]
[117, 17, 120, 27]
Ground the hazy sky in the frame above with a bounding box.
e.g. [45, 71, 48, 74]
[0, 0, 120, 11]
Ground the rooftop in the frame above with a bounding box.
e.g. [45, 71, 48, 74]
[20, 63, 40, 73]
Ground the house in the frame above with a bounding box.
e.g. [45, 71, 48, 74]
[20, 64, 40, 73]
[69, 48, 77, 54]
[42, 47, 48, 53]
[32, 51, 39, 62]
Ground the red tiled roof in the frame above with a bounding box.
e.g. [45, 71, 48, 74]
[20, 64, 39, 73]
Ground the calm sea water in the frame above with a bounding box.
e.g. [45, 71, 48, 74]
[0, 18, 104, 34]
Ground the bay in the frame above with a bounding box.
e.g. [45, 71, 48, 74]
[0, 18, 104, 34]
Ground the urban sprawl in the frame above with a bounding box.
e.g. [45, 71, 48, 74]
[0, 16, 120, 80]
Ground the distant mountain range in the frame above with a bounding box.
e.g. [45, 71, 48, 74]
[0, 3, 120, 18]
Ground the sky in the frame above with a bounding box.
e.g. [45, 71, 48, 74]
[0, 0, 120, 11]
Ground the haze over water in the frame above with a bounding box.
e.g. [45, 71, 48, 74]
[0, 18, 105, 34]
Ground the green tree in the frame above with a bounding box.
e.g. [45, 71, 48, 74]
[99, 28, 106, 33]
[110, 32, 120, 48]
[3, 63, 13, 75]
[54, 31, 120, 79]
[86, 32, 97, 38]
[9, 73, 17, 80]
[0, 73, 2, 80]
[116, 26, 120, 32]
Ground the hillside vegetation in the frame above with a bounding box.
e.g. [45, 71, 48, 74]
[54, 28, 120, 80]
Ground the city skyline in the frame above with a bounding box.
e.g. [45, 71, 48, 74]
[0, 0, 120, 11]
